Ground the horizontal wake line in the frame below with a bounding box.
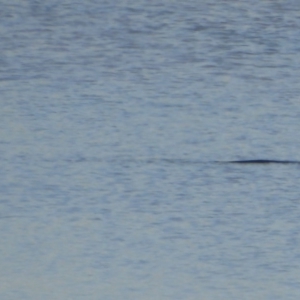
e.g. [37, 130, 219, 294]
[219, 160, 300, 164]
[63, 157, 300, 165]
[157, 159, 300, 164]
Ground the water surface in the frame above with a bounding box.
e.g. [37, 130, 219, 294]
[1, 1, 300, 299]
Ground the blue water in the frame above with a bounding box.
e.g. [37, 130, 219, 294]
[1, 1, 300, 299]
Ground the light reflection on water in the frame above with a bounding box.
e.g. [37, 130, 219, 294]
[1, 0, 300, 299]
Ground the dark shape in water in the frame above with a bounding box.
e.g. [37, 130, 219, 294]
[228, 159, 299, 164]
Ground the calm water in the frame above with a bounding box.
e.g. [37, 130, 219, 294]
[1, 0, 300, 299]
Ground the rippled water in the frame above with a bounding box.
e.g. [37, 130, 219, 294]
[1, 1, 300, 299]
